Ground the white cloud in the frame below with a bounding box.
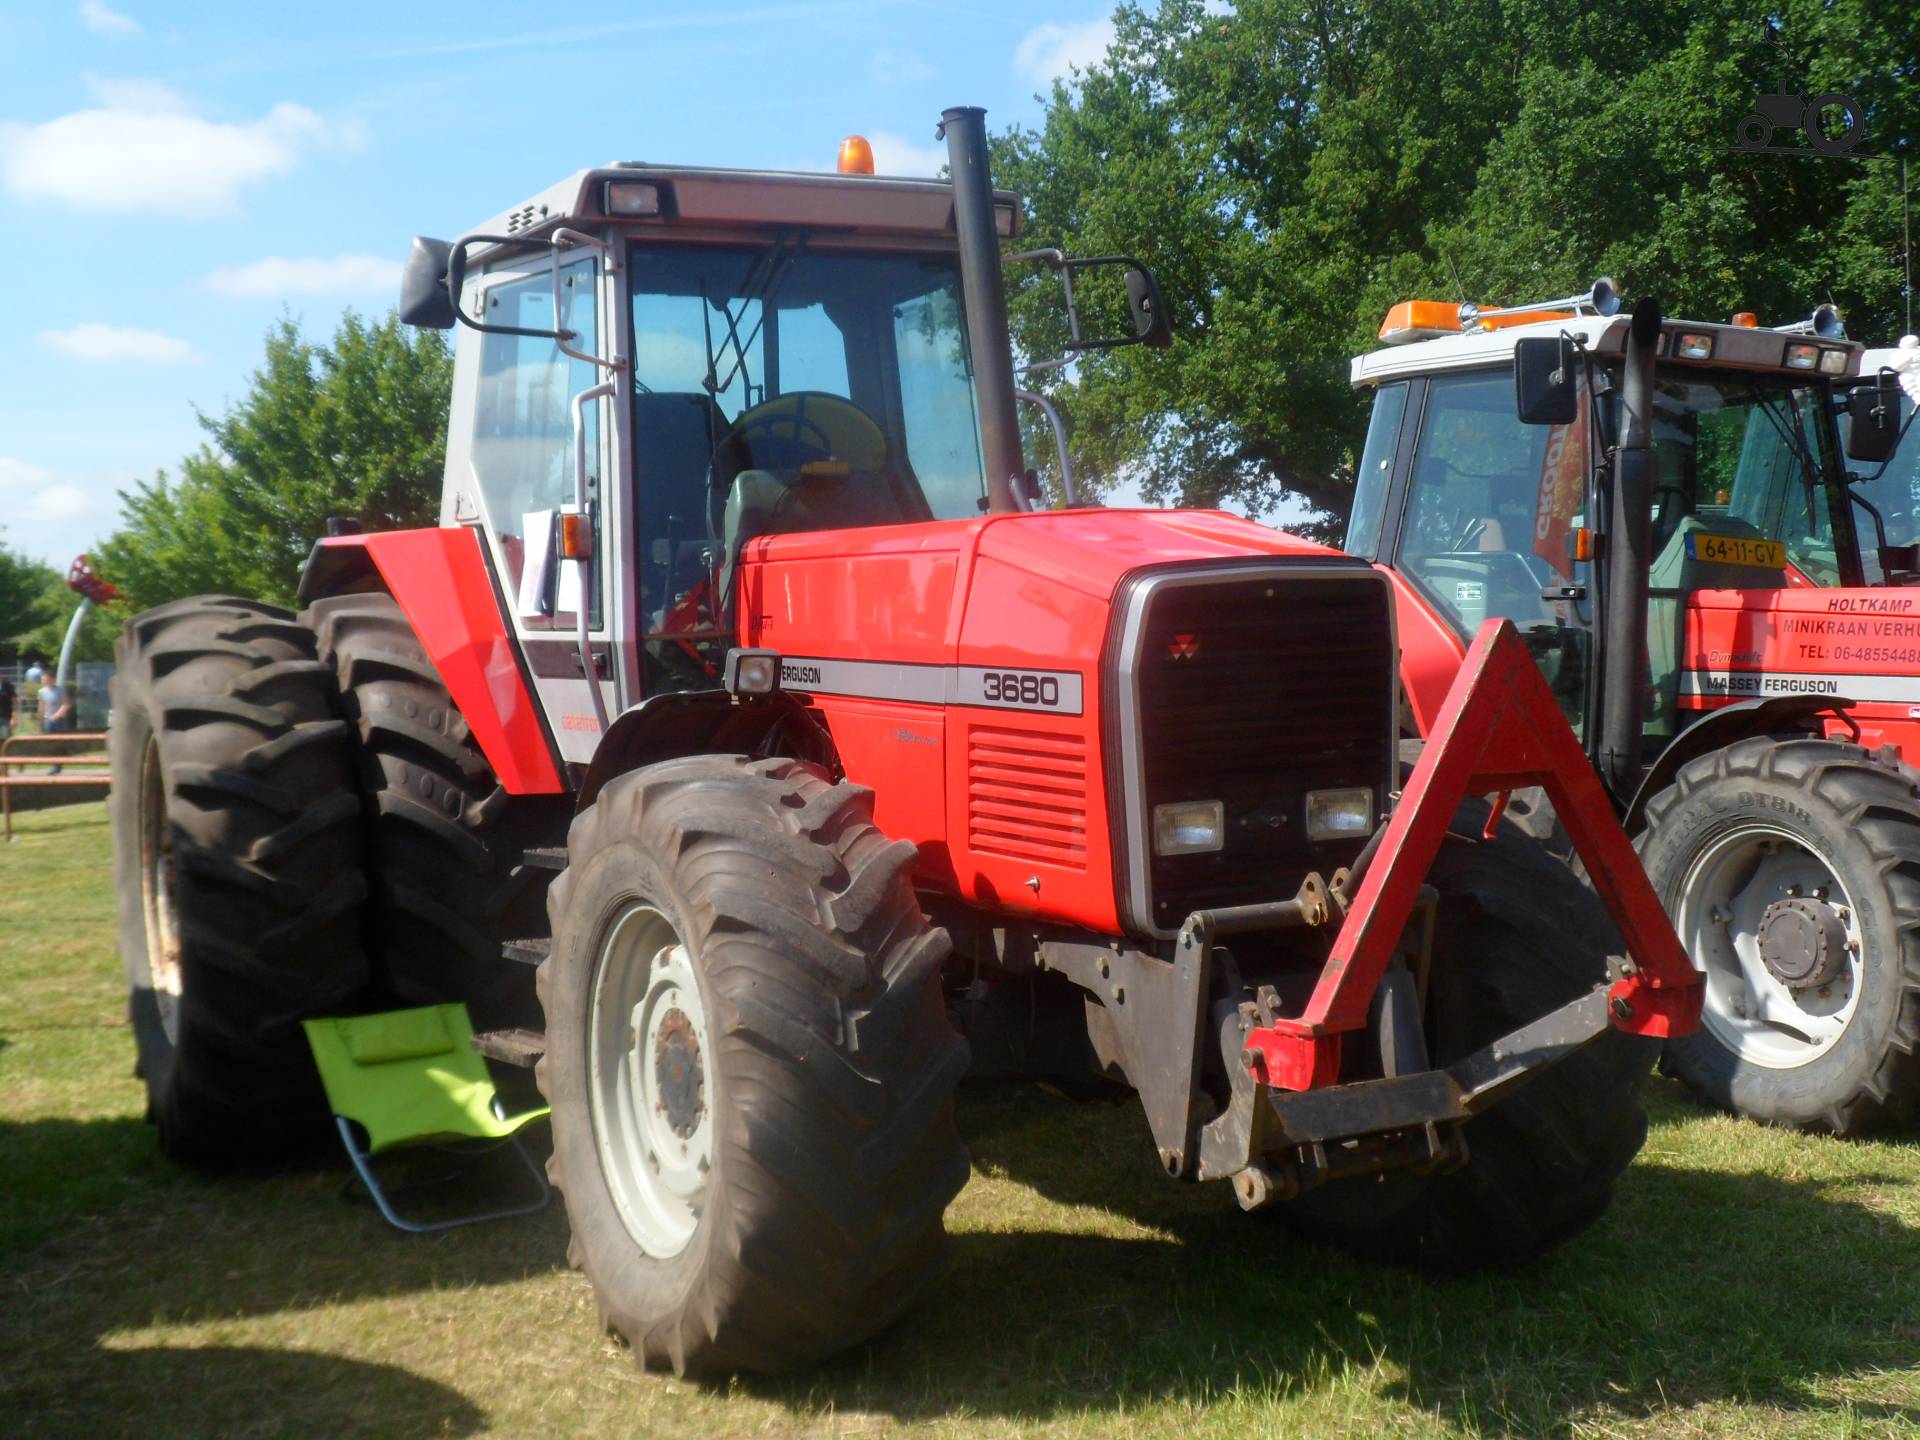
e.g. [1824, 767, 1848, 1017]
[0, 79, 342, 215]
[39, 323, 198, 364]
[0, 460, 95, 525]
[1014, 18, 1116, 87]
[866, 130, 947, 177]
[208, 254, 404, 299]
[32, 483, 94, 519]
[872, 50, 935, 87]
[79, 2, 141, 36]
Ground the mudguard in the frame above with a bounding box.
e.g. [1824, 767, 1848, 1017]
[299, 528, 567, 795]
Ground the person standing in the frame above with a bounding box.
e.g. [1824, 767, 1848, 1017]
[0, 675, 14, 741]
[38, 674, 72, 774]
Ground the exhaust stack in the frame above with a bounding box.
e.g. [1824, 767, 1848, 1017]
[942, 105, 1023, 515]
[1600, 297, 1663, 795]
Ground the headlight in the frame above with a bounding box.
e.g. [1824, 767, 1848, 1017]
[1153, 800, 1224, 856]
[1305, 787, 1375, 842]
[1784, 342, 1819, 370]
[1674, 332, 1715, 360]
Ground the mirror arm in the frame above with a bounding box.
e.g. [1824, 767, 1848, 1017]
[1016, 389, 1077, 505]
[1846, 480, 1892, 553]
[442, 230, 628, 368]
[550, 229, 625, 374]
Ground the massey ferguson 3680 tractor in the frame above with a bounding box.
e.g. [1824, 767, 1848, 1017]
[1346, 286, 1920, 1134]
[111, 109, 1699, 1375]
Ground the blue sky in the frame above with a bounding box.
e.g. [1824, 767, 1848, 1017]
[0, 0, 1122, 567]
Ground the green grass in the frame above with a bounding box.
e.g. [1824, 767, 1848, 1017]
[4, 800, 1919, 1438]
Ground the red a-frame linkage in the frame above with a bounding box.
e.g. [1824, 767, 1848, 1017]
[1246, 619, 1702, 1092]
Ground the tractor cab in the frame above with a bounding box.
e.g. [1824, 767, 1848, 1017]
[1348, 287, 1887, 765]
[388, 129, 1166, 757]
[403, 157, 1022, 754]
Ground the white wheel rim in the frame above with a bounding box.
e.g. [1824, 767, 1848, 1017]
[587, 903, 714, 1258]
[137, 736, 184, 1044]
[1674, 823, 1864, 1069]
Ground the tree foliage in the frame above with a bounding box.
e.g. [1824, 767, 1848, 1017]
[995, 0, 1917, 535]
[96, 311, 453, 610]
[0, 539, 53, 646]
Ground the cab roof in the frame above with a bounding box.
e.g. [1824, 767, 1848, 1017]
[1351, 311, 1864, 387]
[466, 164, 1021, 251]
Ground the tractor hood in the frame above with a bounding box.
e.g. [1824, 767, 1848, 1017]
[738, 506, 1389, 936]
[744, 504, 1344, 611]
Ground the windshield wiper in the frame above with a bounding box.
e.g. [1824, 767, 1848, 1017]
[701, 231, 808, 400]
[1745, 381, 1828, 527]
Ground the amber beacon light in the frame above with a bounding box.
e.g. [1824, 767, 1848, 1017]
[837, 135, 876, 174]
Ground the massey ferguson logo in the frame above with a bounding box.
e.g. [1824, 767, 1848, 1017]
[1167, 633, 1200, 660]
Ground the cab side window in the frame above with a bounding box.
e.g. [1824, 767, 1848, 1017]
[1396, 369, 1591, 736]
[1400, 371, 1560, 630]
[470, 260, 601, 626]
[1344, 382, 1406, 559]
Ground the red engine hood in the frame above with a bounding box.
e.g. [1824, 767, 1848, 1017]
[746, 506, 1341, 603]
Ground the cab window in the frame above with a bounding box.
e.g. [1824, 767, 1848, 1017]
[1344, 382, 1406, 559]
[628, 244, 985, 694]
[1398, 369, 1592, 733]
[470, 260, 601, 628]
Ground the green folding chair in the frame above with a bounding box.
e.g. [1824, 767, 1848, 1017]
[303, 1003, 551, 1233]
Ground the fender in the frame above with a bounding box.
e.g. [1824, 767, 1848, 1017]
[1623, 695, 1836, 831]
[297, 528, 567, 795]
[576, 690, 838, 810]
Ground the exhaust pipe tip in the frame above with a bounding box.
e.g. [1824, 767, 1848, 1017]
[1629, 295, 1664, 346]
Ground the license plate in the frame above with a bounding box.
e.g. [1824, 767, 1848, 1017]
[1684, 532, 1786, 568]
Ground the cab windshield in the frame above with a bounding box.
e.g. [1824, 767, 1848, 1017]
[629, 242, 986, 691]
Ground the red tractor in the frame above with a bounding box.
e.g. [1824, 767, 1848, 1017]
[111, 108, 1699, 1375]
[1346, 286, 1920, 1134]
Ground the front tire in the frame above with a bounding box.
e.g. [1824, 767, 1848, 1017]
[537, 755, 969, 1375]
[1639, 737, 1920, 1133]
[1278, 805, 1656, 1267]
[110, 596, 369, 1165]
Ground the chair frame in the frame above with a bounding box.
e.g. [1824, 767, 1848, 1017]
[334, 1114, 551, 1234]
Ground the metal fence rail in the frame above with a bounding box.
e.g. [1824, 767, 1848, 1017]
[2, 731, 110, 842]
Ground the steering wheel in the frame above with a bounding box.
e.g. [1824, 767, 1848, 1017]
[706, 392, 890, 540]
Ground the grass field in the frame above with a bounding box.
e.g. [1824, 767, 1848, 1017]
[4, 800, 1919, 1438]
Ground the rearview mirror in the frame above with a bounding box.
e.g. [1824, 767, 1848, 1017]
[1846, 380, 1904, 463]
[1011, 250, 1174, 372]
[1514, 335, 1579, 425]
[1124, 266, 1172, 349]
[398, 236, 456, 330]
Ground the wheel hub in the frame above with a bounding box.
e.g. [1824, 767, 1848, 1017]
[1758, 895, 1849, 991]
[588, 907, 716, 1259]
[653, 1006, 706, 1139]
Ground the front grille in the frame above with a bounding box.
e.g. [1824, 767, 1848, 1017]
[968, 724, 1088, 869]
[1120, 565, 1395, 932]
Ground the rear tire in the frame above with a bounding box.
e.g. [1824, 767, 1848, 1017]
[537, 755, 969, 1376]
[1278, 805, 1655, 1267]
[305, 594, 561, 1029]
[1639, 737, 1920, 1133]
[110, 596, 369, 1166]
